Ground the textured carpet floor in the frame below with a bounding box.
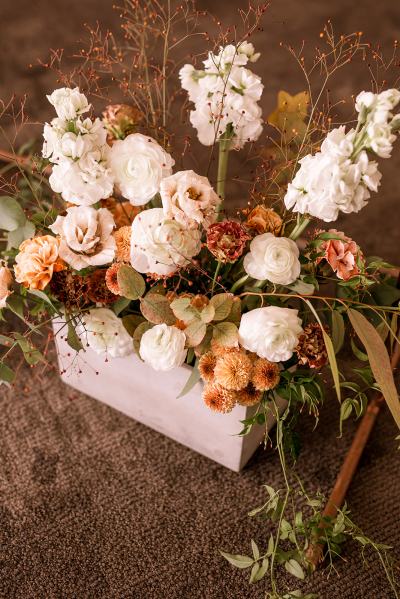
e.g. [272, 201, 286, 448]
[0, 0, 400, 597]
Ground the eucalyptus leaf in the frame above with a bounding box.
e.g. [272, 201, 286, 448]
[117, 264, 146, 300]
[184, 319, 206, 347]
[140, 294, 175, 325]
[213, 321, 238, 347]
[112, 297, 131, 316]
[209, 293, 233, 321]
[0, 196, 26, 231]
[133, 321, 153, 356]
[7, 221, 35, 249]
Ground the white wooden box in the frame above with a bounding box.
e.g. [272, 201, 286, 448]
[53, 321, 286, 471]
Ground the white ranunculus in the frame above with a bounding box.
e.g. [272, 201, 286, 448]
[160, 170, 220, 229]
[239, 306, 303, 362]
[77, 308, 133, 358]
[50, 206, 115, 270]
[49, 152, 114, 206]
[243, 233, 301, 285]
[139, 324, 187, 371]
[108, 133, 175, 206]
[130, 208, 201, 276]
[47, 87, 90, 121]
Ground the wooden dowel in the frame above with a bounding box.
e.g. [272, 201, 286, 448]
[306, 340, 400, 569]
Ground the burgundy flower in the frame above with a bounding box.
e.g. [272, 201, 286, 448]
[206, 220, 249, 263]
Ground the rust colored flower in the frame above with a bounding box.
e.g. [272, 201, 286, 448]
[49, 270, 90, 310]
[87, 269, 116, 304]
[296, 323, 328, 369]
[199, 351, 217, 383]
[236, 383, 262, 406]
[114, 226, 132, 262]
[246, 205, 282, 235]
[102, 198, 141, 228]
[319, 230, 364, 281]
[210, 340, 239, 357]
[251, 358, 280, 391]
[214, 352, 252, 391]
[203, 383, 237, 413]
[105, 263, 122, 295]
[206, 220, 249, 263]
[102, 104, 143, 140]
[14, 236, 64, 291]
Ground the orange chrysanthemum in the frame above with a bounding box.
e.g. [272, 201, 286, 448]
[114, 226, 132, 262]
[203, 383, 237, 413]
[214, 352, 252, 391]
[199, 351, 217, 383]
[251, 358, 280, 391]
[236, 383, 262, 407]
[105, 263, 122, 295]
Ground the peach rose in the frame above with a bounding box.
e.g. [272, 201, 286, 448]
[14, 235, 64, 291]
[246, 205, 282, 235]
[0, 263, 13, 308]
[321, 230, 363, 281]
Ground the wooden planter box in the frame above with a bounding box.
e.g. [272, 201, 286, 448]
[53, 321, 287, 471]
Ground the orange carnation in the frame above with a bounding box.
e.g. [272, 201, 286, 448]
[14, 235, 64, 291]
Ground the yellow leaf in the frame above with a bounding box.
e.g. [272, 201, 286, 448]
[268, 90, 310, 142]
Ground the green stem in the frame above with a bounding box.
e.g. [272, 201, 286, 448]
[289, 217, 311, 241]
[211, 261, 222, 294]
[216, 128, 233, 215]
[230, 274, 249, 294]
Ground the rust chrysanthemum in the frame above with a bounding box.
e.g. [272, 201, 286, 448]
[214, 352, 252, 391]
[199, 351, 217, 383]
[114, 226, 132, 262]
[202, 383, 237, 413]
[236, 383, 262, 407]
[245, 205, 282, 235]
[210, 340, 239, 358]
[49, 270, 90, 310]
[251, 358, 280, 391]
[296, 323, 328, 369]
[206, 220, 250, 263]
[105, 263, 122, 295]
[87, 269, 116, 304]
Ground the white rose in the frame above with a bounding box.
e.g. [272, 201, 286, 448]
[49, 152, 114, 206]
[243, 233, 301, 285]
[108, 133, 175, 206]
[77, 308, 133, 358]
[239, 306, 303, 362]
[160, 170, 220, 229]
[50, 206, 115, 270]
[47, 87, 90, 120]
[139, 324, 187, 371]
[130, 208, 201, 276]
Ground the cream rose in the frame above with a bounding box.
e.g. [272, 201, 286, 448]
[160, 170, 220, 229]
[139, 324, 187, 371]
[46, 87, 90, 120]
[76, 308, 133, 358]
[0, 264, 13, 308]
[239, 306, 303, 362]
[130, 208, 202, 276]
[108, 133, 175, 206]
[14, 235, 64, 291]
[50, 207, 116, 271]
[243, 233, 301, 285]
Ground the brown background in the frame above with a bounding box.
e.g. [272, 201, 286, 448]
[0, 2, 399, 598]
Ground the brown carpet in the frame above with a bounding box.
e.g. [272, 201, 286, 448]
[0, 0, 400, 597]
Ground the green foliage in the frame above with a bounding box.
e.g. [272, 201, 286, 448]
[117, 264, 146, 300]
[140, 292, 176, 325]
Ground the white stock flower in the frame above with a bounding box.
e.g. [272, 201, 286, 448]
[50, 206, 115, 270]
[77, 308, 133, 358]
[239, 306, 303, 362]
[160, 170, 220, 229]
[179, 64, 202, 102]
[139, 324, 187, 371]
[108, 133, 175, 206]
[284, 127, 382, 222]
[243, 233, 301, 285]
[130, 208, 202, 276]
[49, 155, 114, 206]
[46, 87, 90, 120]
[366, 122, 397, 158]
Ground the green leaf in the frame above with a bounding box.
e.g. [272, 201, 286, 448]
[226, 296, 242, 324]
[331, 310, 345, 354]
[348, 308, 400, 429]
[177, 361, 201, 398]
[200, 303, 215, 323]
[249, 562, 260, 584]
[140, 293, 175, 325]
[350, 338, 368, 362]
[253, 557, 269, 582]
[117, 264, 146, 300]
[209, 293, 233, 321]
[0, 334, 13, 347]
[212, 322, 238, 347]
[284, 559, 305, 580]
[220, 551, 254, 569]
[170, 297, 196, 323]
[29, 289, 58, 313]
[112, 297, 131, 316]
[251, 539, 260, 560]
[184, 319, 207, 347]
[122, 314, 145, 337]
[0, 196, 26, 231]
[0, 362, 15, 384]
[7, 221, 35, 249]
[66, 319, 83, 352]
[304, 299, 341, 401]
[14, 335, 43, 365]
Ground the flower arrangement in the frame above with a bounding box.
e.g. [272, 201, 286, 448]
[0, 4, 399, 596]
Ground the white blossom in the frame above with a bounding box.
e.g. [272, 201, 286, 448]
[77, 308, 133, 358]
[243, 233, 301, 285]
[139, 324, 187, 371]
[46, 87, 90, 121]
